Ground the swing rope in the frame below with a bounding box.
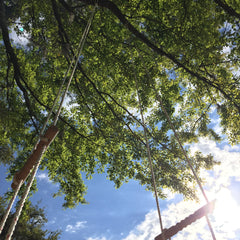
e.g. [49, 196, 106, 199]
[53, 4, 96, 126]
[5, 146, 46, 240]
[0, 6, 97, 239]
[0, 180, 22, 234]
[134, 70, 166, 240]
[136, 50, 216, 239]
[0, 12, 79, 233]
[154, 92, 216, 240]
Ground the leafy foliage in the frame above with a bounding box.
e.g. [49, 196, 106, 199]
[0, 197, 61, 239]
[0, 0, 239, 207]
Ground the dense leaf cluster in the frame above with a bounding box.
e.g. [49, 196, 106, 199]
[0, 197, 61, 239]
[0, 0, 239, 207]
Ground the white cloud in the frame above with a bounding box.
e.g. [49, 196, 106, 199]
[122, 210, 159, 240]
[222, 46, 231, 55]
[63, 95, 79, 112]
[173, 103, 181, 116]
[49, 217, 56, 225]
[162, 188, 176, 200]
[37, 172, 51, 183]
[66, 221, 87, 233]
[123, 138, 240, 240]
[211, 117, 223, 135]
[190, 138, 240, 191]
[10, 25, 29, 46]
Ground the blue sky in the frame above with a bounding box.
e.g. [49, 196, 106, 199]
[1, 131, 240, 240]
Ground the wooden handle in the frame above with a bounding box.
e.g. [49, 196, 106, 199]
[11, 125, 59, 189]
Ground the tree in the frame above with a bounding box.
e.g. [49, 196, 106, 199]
[0, 0, 239, 208]
[0, 197, 61, 239]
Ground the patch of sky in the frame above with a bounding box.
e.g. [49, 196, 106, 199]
[63, 93, 80, 112]
[207, 106, 229, 149]
[40, 109, 48, 117]
[10, 20, 29, 47]
[179, 53, 184, 60]
[231, 178, 240, 200]
[37, 169, 157, 239]
[219, 21, 232, 36]
[139, 22, 145, 29]
[165, 68, 177, 80]
[78, 55, 84, 64]
[166, 129, 174, 139]
[219, 22, 239, 54]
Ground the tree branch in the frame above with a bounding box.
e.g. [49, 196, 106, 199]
[99, 91, 175, 152]
[74, 78, 106, 135]
[78, 0, 240, 114]
[214, 0, 240, 19]
[76, 64, 147, 145]
[191, 103, 212, 131]
[51, 0, 72, 58]
[0, 3, 94, 143]
[0, 0, 39, 132]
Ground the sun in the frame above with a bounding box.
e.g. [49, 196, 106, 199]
[213, 188, 240, 231]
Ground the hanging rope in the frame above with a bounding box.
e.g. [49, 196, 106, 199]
[0, 180, 22, 234]
[134, 49, 216, 239]
[134, 68, 166, 240]
[0, 52, 66, 236]
[0, 6, 97, 239]
[154, 91, 216, 240]
[5, 146, 46, 240]
[0, 17, 76, 234]
[53, 5, 97, 125]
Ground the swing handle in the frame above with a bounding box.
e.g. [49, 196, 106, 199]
[11, 125, 59, 190]
[155, 200, 215, 240]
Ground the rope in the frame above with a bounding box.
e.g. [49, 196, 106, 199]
[134, 70, 166, 240]
[41, 0, 98, 132]
[53, 5, 97, 125]
[154, 92, 216, 240]
[0, 180, 22, 234]
[5, 146, 46, 240]
[0, 37, 66, 237]
[0, 51, 67, 238]
[0, 10, 76, 232]
[2, 6, 97, 239]
[0, 70, 65, 236]
[136, 50, 216, 239]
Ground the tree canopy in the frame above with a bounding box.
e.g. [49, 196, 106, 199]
[0, 197, 61, 239]
[0, 0, 239, 208]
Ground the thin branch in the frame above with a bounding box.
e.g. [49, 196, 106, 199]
[51, 0, 71, 56]
[74, 78, 105, 135]
[59, 0, 88, 32]
[191, 103, 212, 131]
[214, 0, 240, 19]
[77, 64, 147, 146]
[5, 58, 11, 105]
[99, 91, 175, 152]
